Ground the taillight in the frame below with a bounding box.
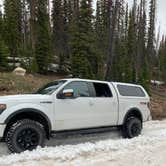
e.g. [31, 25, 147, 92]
[140, 102, 151, 110]
[147, 102, 151, 110]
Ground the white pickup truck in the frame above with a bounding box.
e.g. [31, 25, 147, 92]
[0, 78, 151, 153]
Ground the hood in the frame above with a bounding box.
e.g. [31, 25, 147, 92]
[0, 94, 50, 102]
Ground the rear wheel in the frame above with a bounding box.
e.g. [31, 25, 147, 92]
[5, 119, 46, 153]
[122, 117, 142, 138]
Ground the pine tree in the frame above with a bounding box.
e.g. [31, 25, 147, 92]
[101, 0, 112, 57]
[94, 0, 106, 79]
[4, 0, 22, 68]
[0, 38, 9, 70]
[70, 0, 97, 79]
[126, 10, 136, 82]
[35, 0, 52, 74]
[21, 0, 28, 55]
[52, 0, 63, 71]
[147, 0, 156, 71]
[0, 9, 9, 70]
[52, 0, 70, 73]
[28, 0, 37, 53]
[105, 0, 122, 81]
[112, 1, 130, 82]
[23, 0, 39, 72]
[137, 0, 150, 91]
[158, 36, 166, 82]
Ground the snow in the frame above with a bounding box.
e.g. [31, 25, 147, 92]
[1, 120, 166, 165]
[151, 80, 165, 85]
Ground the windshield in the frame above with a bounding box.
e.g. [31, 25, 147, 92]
[35, 80, 67, 95]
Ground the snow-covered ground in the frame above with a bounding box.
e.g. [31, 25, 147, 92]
[1, 120, 166, 166]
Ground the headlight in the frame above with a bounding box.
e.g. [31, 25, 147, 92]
[0, 104, 7, 111]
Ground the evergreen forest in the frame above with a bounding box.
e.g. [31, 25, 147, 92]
[0, 0, 165, 90]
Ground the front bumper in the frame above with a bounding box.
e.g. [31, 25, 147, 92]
[0, 124, 6, 138]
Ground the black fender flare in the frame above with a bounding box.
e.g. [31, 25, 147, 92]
[4, 108, 52, 134]
[123, 108, 143, 125]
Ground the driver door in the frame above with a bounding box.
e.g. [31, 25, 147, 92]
[54, 81, 95, 130]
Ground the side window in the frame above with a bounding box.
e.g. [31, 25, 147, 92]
[93, 82, 113, 97]
[117, 84, 145, 97]
[64, 81, 90, 97]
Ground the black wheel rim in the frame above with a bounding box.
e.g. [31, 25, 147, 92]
[16, 128, 40, 151]
[131, 123, 140, 137]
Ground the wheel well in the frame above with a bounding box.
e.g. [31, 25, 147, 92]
[123, 109, 143, 124]
[4, 110, 51, 139]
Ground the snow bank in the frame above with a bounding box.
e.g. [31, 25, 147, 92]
[151, 80, 165, 85]
[1, 120, 166, 165]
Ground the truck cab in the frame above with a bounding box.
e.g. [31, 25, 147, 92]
[54, 79, 119, 130]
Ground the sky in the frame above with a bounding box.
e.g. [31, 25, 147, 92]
[130, 0, 166, 35]
[155, 0, 166, 34]
[0, 0, 165, 35]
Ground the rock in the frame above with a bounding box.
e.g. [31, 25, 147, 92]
[13, 67, 26, 76]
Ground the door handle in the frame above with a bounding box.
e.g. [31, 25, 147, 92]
[89, 100, 94, 106]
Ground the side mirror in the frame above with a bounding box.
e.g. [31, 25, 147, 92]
[63, 89, 74, 97]
[57, 89, 74, 99]
[57, 89, 73, 99]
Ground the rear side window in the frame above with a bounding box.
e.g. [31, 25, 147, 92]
[117, 84, 145, 97]
[93, 82, 112, 97]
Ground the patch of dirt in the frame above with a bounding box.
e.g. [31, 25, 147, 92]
[150, 85, 166, 120]
[0, 72, 64, 96]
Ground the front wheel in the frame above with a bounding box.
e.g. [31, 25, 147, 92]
[122, 117, 142, 138]
[5, 119, 46, 153]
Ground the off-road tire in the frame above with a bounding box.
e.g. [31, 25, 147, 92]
[122, 117, 142, 138]
[5, 119, 46, 153]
